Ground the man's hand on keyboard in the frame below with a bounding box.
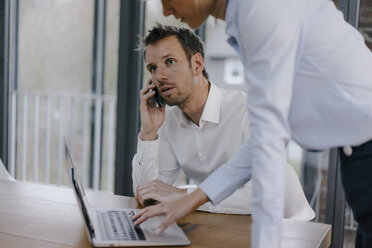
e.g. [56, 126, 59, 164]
[135, 180, 187, 207]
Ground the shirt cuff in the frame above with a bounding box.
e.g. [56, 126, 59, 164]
[177, 184, 197, 194]
[137, 135, 159, 161]
[199, 164, 238, 205]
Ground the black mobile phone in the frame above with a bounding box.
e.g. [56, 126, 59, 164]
[153, 86, 164, 108]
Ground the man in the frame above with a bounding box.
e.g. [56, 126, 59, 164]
[132, 24, 313, 218]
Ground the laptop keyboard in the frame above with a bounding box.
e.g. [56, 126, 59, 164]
[96, 210, 146, 241]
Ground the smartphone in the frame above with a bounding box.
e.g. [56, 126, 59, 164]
[152, 85, 163, 108]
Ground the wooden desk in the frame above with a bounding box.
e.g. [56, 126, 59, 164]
[0, 180, 331, 248]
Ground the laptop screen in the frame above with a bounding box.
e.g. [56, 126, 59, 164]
[64, 141, 95, 239]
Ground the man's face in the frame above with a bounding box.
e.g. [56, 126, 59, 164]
[145, 35, 197, 107]
[161, 0, 209, 29]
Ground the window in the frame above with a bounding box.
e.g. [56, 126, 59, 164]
[9, 0, 120, 192]
[223, 58, 244, 85]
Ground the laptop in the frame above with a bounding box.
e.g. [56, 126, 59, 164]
[64, 141, 190, 247]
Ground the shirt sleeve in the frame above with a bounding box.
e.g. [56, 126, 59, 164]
[200, 1, 302, 247]
[132, 126, 181, 192]
[203, 183, 253, 214]
[132, 136, 159, 191]
[181, 182, 252, 214]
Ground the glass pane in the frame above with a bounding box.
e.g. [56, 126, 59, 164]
[104, 0, 120, 95]
[100, 0, 120, 191]
[359, 0, 372, 50]
[301, 150, 329, 222]
[205, 18, 247, 91]
[18, 0, 94, 92]
[13, 0, 119, 192]
[16, 0, 94, 186]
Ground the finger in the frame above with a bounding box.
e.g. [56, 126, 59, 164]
[140, 87, 156, 101]
[134, 187, 142, 204]
[135, 191, 145, 206]
[145, 78, 154, 86]
[133, 213, 150, 226]
[133, 209, 151, 226]
[140, 87, 156, 104]
[150, 180, 162, 187]
[140, 82, 156, 93]
[134, 191, 143, 206]
[132, 208, 144, 221]
[132, 207, 155, 222]
[141, 92, 157, 109]
[133, 206, 165, 226]
[137, 195, 145, 207]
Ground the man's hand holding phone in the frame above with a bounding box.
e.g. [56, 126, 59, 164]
[139, 80, 166, 141]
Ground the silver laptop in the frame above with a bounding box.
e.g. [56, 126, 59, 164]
[64, 141, 190, 247]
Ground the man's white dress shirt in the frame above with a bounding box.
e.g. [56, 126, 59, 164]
[132, 83, 313, 217]
[132, 83, 251, 214]
[199, 0, 372, 247]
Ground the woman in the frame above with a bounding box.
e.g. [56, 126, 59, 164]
[133, 0, 372, 247]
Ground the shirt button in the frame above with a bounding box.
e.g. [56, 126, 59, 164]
[343, 146, 353, 156]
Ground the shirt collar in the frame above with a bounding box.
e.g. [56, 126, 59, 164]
[225, 0, 238, 39]
[179, 83, 222, 127]
[224, 0, 244, 63]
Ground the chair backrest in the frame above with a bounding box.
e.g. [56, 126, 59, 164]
[284, 164, 315, 221]
[0, 160, 15, 181]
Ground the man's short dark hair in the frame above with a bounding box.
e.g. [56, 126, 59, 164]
[139, 24, 209, 80]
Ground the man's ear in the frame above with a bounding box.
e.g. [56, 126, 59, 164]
[191, 53, 204, 77]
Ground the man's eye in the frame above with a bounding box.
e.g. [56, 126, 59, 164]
[149, 66, 157, 72]
[166, 58, 175, 65]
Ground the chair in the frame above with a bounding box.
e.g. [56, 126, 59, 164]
[0, 159, 15, 181]
[284, 165, 315, 221]
[178, 164, 315, 221]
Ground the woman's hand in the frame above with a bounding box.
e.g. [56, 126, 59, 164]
[132, 188, 210, 234]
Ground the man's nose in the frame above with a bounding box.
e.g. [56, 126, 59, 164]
[161, 0, 174, 17]
[155, 66, 168, 82]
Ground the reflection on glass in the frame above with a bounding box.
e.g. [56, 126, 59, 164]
[104, 0, 120, 95]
